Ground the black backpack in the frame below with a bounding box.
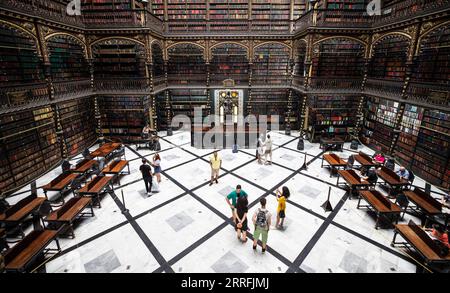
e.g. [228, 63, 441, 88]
[255, 208, 268, 228]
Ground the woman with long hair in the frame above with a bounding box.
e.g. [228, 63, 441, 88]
[276, 186, 290, 229]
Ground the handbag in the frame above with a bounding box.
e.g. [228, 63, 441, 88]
[151, 179, 160, 193]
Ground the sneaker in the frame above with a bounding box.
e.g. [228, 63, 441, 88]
[147, 192, 153, 197]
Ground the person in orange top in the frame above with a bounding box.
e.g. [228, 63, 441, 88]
[276, 186, 290, 230]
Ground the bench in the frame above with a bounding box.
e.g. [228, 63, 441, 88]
[42, 171, 79, 203]
[358, 190, 402, 229]
[354, 152, 379, 168]
[392, 221, 450, 265]
[44, 197, 94, 238]
[78, 175, 114, 208]
[3, 229, 61, 273]
[337, 170, 371, 199]
[0, 195, 47, 238]
[321, 153, 348, 177]
[72, 159, 98, 174]
[377, 166, 410, 196]
[90, 143, 122, 159]
[101, 160, 130, 185]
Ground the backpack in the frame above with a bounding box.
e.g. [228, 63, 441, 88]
[255, 208, 268, 228]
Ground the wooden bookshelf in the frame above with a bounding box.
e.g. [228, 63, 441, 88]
[308, 95, 360, 142]
[58, 98, 97, 157]
[312, 38, 365, 78]
[412, 109, 450, 187]
[325, 0, 366, 10]
[249, 89, 289, 128]
[368, 35, 410, 81]
[293, 0, 307, 19]
[98, 95, 151, 142]
[0, 106, 61, 192]
[253, 43, 290, 86]
[395, 104, 423, 168]
[170, 89, 209, 119]
[152, 42, 165, 79]
[252, 0, 291, 31]
[156, 92, 169, 130]
[412, 24, 450, 85]
[209, 0, 248, 32]
[362, 96, 399, 153]
[167, 44, 206, 85]
[210, 43, 248, 86]
[48, 35, 89, 82]
[0, 23, 48, 108]
[93, 39, 146, 79]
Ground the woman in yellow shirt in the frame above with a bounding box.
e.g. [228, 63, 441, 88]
[276, 186, 290, 230]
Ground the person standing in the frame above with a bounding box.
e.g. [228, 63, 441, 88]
[276, 186, 290, 229]
[226, 185, 248, 223]
[139, 159, 153, 196]
[209, 150, 222, 186]
[152, 153, 162, 183]
[235, 196, 249, 243]
[263, 134, 273, 165]
[252, 197, 272, 253]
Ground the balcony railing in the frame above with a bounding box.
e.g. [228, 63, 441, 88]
[53, 79, 93, 98]
[308, 77, 362, 92]
[167, 74, 207, 86]
[0, 82, 49, 109]
[406, 81, 450, 107]
[165, 19, 292, 35]
[94, 78, 149, 93]
[364, 78, 404, 98]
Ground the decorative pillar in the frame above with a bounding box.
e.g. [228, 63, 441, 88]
[246, 62, 253, 116]
[52, 104, 68, 159]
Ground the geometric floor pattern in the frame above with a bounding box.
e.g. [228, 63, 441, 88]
[7, 130, 448, 273]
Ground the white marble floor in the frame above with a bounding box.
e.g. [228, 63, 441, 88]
[4, 130, 448, 273]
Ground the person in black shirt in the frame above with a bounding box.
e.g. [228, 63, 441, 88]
[363, 167, 378, 186]
[234, 195, 248, 243]
[140, 159, 153, 196]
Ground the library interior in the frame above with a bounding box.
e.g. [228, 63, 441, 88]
[0, 0, 449, 274]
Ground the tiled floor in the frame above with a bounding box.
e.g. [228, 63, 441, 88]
[5, 130, 448, 273]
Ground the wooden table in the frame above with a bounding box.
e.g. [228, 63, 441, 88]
[404, 187, 443, 216]
[377, 166, 410, 196]
[102, 160, 130, 185]
[72, 159, 98, 174]
[78, 176, 114, 208]
[358, 190, 402, 229]
[42, 172, 79, 202]
[322, 153, 348, 177]
[90, 143, 122, 158]
[3, 229, 61, 273]
[354, 152, 379, 168]
[0, 196, 47, 238]
[337, 170, 371, 199]
[320, 137, 345, 152]
[45, 197, 94, 238]
[392, 223, 450, 265]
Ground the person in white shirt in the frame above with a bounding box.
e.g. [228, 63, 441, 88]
[263, 134, 273, 165]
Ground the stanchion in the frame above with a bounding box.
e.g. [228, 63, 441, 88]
[300, 152, 308, 170]
[121, 190, 129, 214]
[321, 186, 333, 212]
